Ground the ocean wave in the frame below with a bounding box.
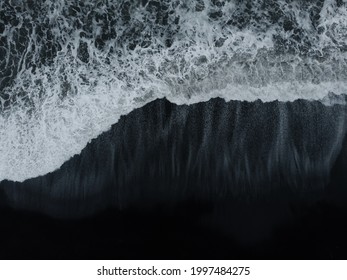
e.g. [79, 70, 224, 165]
[0, 0, 346, 181]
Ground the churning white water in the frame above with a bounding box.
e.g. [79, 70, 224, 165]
[0, 0, 346, 181]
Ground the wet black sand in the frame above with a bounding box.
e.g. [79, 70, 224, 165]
[1, 98, 347, 259]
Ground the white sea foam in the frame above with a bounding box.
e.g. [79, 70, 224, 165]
[0, 0, 346, 182]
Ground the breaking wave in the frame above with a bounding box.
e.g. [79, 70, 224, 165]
[0, 0, 347, 181]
